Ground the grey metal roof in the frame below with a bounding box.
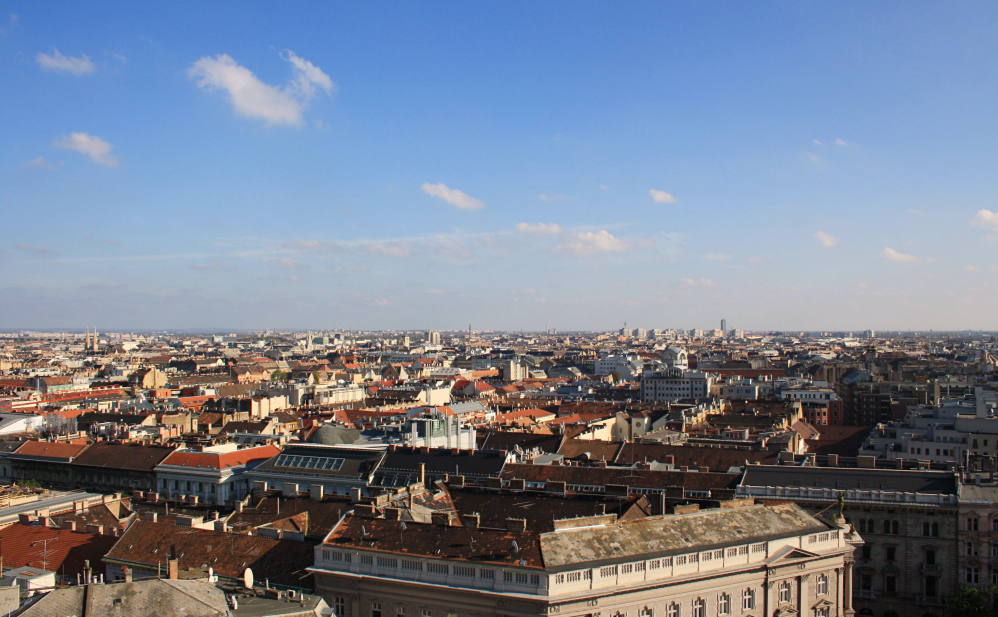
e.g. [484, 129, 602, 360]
[741, 466, 958, 495]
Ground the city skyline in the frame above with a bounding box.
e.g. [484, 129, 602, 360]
[3, 3, 998, 330]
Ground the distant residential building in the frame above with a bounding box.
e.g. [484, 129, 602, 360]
[641, 368, 713, 403]
[595, 354, 644, 382]
[155, 444, 280, 505]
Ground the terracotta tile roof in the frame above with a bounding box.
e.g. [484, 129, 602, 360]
[104, 521, 315, 586]
[227, 494, 353, 539]
[12, 440, 90, 461]
[0, 523, 118, 578]
[159, 445, 280, 471]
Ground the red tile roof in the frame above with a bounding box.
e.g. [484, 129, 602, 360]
[0, 523, 118, 578]
[159, 445, 280, 470]
[13, 440, 90, 460]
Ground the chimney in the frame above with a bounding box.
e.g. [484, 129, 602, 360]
[462, 513, 480, 528]
[504, 517, 527, 532]
[350, 487, 363, 503]
[168, 557, 179, 580]
[431, 511, 455, 526]
[63, 520, 77, 531]
[87, 524, 104, 535]
[976, 386, 987, 419]
[310, 485, 324, 500]
[826, 454, 839, 467]
[145, 512, 158, 523]
[122, 565, 132, 583]
[418, 463, 426, 486]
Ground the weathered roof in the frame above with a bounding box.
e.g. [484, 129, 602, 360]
[71, 443, 176, 472]
[11, 440, 90, 461]
[18, 579, 228, 617]
[0, 523, 119, 578]
[741, 465, 958, 495]
[539, 502, 828, 570]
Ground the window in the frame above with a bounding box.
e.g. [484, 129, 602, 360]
[968, 517, 980, 531]
[967, 567, 980, 584]
[925, 549, 936, 565]
[968, 542, 979, 556]
[641, 609, 653, 617]
[892, 520, 899, 535]
[668, 603, 681, 617]
[867, 518, 874, 533]
[993, 519, 998, 532]
[925, 576, 937, 597]
[860, 573, 872, 591]
[931, 522, 939, 537]
[372, 602, 383, 617]
[421, 611, 431, 617]
[922, 522, 930, 536]
[530, 574, 540, 586]
[515, 572, 528, 585]
[692, 598, 706, 617]
[992, 570, 998, 586]
[817, 574, 828, 595]
[885, 574, 896, 596]
[816, 608, 829, 617]
[861, 545, 872, 560]
[335, 597, 346, 616]
[779, 581, 792, 604]
[503, 571, 512, 582]
[718, 593, 731, 615]
[886, 547, 896, 561]
[397, 606, 407, 617]
[743, 588, 755, 610]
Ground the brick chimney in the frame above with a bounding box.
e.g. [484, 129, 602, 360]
[167, 557, 179, 580]
[63, 520, 77, 531]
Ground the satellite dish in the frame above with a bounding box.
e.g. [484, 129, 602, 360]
[511, 540, 519, 554]
[243, 568, 254, 589]
[399, 522, 407, 531]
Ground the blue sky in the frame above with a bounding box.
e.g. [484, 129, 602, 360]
[2, 2, 998, 331]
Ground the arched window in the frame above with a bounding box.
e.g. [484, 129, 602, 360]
[641, 609, 654, 617]
[892, 520, 900, 535]
[779, 581, 792, 604]
[922, 522, 930, 536]
[867, 518, 874, 533]
[693, 598, 706, 617]
[668, 603, 681, 617]
[859, 520, 866, 533]
[883, 520, 891, 535]
[931, 522, 939, 537]
[718, 594, 731, 615]
[817, 574, 829, 595]
[743, 589, 756, 610]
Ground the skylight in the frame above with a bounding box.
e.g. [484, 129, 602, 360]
[274, 454, 344, 471]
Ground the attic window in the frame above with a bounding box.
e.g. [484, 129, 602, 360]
[113, 599, 123, 606]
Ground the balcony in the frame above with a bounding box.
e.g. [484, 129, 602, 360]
[919, 563, 942, 574]
[915, 595, 947, 605]
[854, 590, 878, 599]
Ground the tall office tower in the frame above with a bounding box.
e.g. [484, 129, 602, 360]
[721, 319, 727, 334]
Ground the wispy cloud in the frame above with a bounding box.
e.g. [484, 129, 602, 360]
[53, 133, 118, 166]
[881, 247, 921, 263]
[599, 184, 610, 191]
[649, 189, 677, 204]
[971, 209, 998, 231]
[835, 138, 851, 147]
[188, 51, 333, 127]
[813, 139, 824, 146]
[813, 231, 839, 248]
[36, 49, 94, 75]
[554, 230, 649, 258]
[421, 182, 484, 210]
[966, 265, 980, 272]
[809, 154, 821, 165]
[679, 278, 716, 288]
[704, 253, 731, 261]
[365, 241, 411, 258]
[272, 257, 310, 270]
[0, 13, 19, 35]
[746, 256, 767, 265]
[516, 222, 562, 235]
[538, 193, 568, 202]
[191, 260, 231, 272]
[21, 156, 59, 170]
[15, 243, 54, 255]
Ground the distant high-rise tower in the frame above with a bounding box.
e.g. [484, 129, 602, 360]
[721, 319, 727, 334]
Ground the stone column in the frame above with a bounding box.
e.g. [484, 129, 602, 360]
[835, 568, 843, 617]
[800, 573, 811, 616]
[843, 562, 855, 617]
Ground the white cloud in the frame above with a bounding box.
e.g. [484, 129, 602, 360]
[704, 253, 731, 261]
[649, 189, 677, 204]
[679, 278, 716, 288]
[187, 51, 333, 127]
[516, 222, 562, 235]
[746, 256, 767, 265]
[53, 133, 118, 166]
[554, 230, 647, 257]
[421, 182, 484, 210]
[813, 231, 839, 248]
[809, 154, 821, 165]
[881, 247, 921, 263]
[272, 257, 309, 270]
[365, 242, 411, 258]
[36, 49, 94, 75]
[21, 156, 58, 170]
[813, 139, 824, 146]
[538, 193, 568, 202]
[600, 184, 610, 191]
[835, 138, 851, 146]
[971, 210, 998, 231]
[966, 265, 980, 272]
